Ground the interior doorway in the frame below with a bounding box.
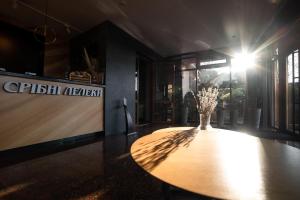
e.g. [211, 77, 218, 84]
[136, 55, 153, 125]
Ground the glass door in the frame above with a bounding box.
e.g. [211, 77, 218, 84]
[197, 66, 231, 126]
[180, 58, 198, 125]
[230, 62, 247, 126]
[197, 59, 247, 128]
[153, 61, 176, 123]
[160, 54, 247, 128]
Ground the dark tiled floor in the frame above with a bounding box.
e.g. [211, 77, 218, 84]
[0, 125, 168, 200]
[0, 125, 299, 200]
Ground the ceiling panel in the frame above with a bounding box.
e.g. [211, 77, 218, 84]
[0, 0, 281, 56]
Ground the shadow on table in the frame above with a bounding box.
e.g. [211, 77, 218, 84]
[132, 128, 198, 171]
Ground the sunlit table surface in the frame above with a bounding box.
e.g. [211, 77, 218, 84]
[130, 127, 300, 200]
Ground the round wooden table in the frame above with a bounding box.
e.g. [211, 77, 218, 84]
[130, 127, 300, 200]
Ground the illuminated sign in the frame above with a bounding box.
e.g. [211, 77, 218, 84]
[2, 81, 102, 97]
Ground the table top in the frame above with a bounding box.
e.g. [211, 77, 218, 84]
[130, 127, 300, 200]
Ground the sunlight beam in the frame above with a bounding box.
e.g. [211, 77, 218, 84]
[231, 51, 256, 72]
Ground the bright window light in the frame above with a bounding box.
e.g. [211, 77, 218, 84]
[200, 59, 227, 66]
[231, 52, 256, 72]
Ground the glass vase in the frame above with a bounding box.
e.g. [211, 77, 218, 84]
[199, 113, 211, 130]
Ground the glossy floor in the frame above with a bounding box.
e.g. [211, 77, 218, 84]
[0, 125, 167, 200]
[0, 125, 299, 200]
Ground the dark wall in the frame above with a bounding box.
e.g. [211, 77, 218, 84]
[69, 23, 107, 74]
[70, 21, 161, 135]
[0, 21, 44, 75]
[104, 22, 161, 135]
[105, 36, 136, 135]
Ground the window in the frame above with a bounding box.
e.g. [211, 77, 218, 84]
[160, 53, 247, 128]
[287, 49, 299, 134]
[200, 59, 227, 66]
[181, 58, 197, 70]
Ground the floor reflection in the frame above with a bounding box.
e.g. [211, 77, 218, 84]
[0, 125, 166, 200]
[0, 125, 299, 200]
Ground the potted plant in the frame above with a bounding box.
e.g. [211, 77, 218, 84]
[183, 91, 198, 125]
[216, 98, 225, 127]
[255, 96, 262, 129]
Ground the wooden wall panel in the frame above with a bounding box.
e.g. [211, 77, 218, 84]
[0, 75, 103, 151]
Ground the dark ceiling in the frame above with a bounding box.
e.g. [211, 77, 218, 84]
[0, 0, 297, 56]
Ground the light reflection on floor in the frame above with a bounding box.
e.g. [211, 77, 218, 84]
[0, 125, 299, 200]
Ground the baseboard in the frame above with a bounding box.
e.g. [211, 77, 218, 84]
[0, 131, 104, 168]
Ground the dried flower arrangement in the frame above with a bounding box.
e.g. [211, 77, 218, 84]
[192, 87, 219, 114]
[191, 87, 219, 129]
